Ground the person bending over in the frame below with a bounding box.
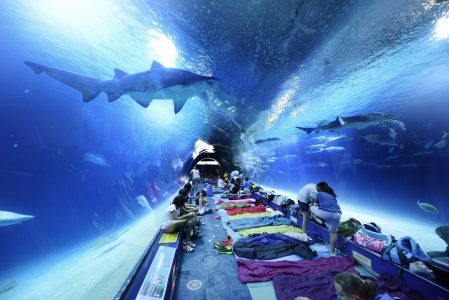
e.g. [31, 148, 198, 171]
[302, 181, 342, 256]
[161, 195, 197, 252]
[296, 183, 318, 230]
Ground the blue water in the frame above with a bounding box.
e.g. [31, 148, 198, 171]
[1, 0, 449, 299]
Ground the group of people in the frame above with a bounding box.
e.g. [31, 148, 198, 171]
[161, 166, 400, 299]
[161, 182, 204, 252]
[217, 169, 255, 196]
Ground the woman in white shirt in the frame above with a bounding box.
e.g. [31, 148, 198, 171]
[162, 195, 197, 252]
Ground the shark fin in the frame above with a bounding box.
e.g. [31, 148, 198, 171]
[114, 69, 128, 79]
[107, 93, 121, 102]
[24, 61, 44, 74]
[296, 127, 314, 134]
[151, 60, 166, 71]
[81, 88, 100, 102]
[173, 97, 189, 114]
[130, 94, 151, 108]
[338, 116, 345, 126]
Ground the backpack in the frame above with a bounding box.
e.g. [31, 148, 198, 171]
[381, 236, 430, 267]
[363, 222, 381, 233]
[338, 218, 362, 238]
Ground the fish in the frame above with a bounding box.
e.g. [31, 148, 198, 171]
[254, 137, 280, 144]
[361, 134, 398, 146]
[307, 143, 327, 149]
[296, 112, 400, 134]
[385, 155, 399, 160]
[0, 170, 34, 176]
[24, 60, 219, 114]
[434, 139, 447, 149]
[412, 151, 433, 157]
[283, 154, 297, 158]
[314, 135, 345, 143]
[0, 211, 34, 227]
[321, 146, 345, 152]
[417, 200, 439, 214]
[399, 163, 420, 168]
[384, 120, 406, 133]
[375, 165, 393, 168]
[136, 195, 152, 211]
[83, 152, 109, 167]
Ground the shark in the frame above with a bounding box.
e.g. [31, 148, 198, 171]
[417, 200, 439, 214]
[0, 211, 34, 227]
[296, 112, 402, 134]
[24, 60, 219, 114]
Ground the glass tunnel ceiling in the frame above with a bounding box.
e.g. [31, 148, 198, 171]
[6, 0, 449, 171]
[139, 0, 449, 171]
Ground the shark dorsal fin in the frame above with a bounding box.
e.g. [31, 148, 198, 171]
[151, 60, 166, 71]
[114, 69, 128, 79]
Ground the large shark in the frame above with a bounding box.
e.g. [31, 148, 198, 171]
[0, 211, 34, 227]
[296, 112, 403, 134]
[24, 60, 219, 114]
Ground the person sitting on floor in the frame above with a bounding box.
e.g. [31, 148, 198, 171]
[334, 272, 396, 300]
[243, 177, 252, 190]
[162, 195, 197, 252]
[302, 181, 342, 256]
[230, 177, 241, 194]
[217, 176, 225, 188]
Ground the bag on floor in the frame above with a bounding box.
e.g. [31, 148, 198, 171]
[381, 236, 430, 267]
[354, 227, 390, 253]
[338, 218, 361, 238]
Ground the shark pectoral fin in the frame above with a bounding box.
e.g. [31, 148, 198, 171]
[24, 61, 45, 74]
[173, 97, 189, 114]
[107, 93, 121, 102]
[130, 94, 151, 108]
[114, 69, 128, 79]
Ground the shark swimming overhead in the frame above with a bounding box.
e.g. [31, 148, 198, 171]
[296, 112, 403, 134]
[0, 211, 34, 227]
[24, 60, 220, 114]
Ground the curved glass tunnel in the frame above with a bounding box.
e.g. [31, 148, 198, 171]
[0, 0, 449, 299]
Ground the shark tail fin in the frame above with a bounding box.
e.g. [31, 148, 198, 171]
[173, 97, 189, 114]
[442, 131, 449, 139]
[24, 61, 44, 74]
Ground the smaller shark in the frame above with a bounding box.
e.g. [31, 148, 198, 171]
[296, 112, 401, 134]
[254, 137, 280, 144]
[84, 152, 109, 167]
[24, 60, 219, 114]
[417, 200, 439, 214]
[0, 211, 34, 227]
